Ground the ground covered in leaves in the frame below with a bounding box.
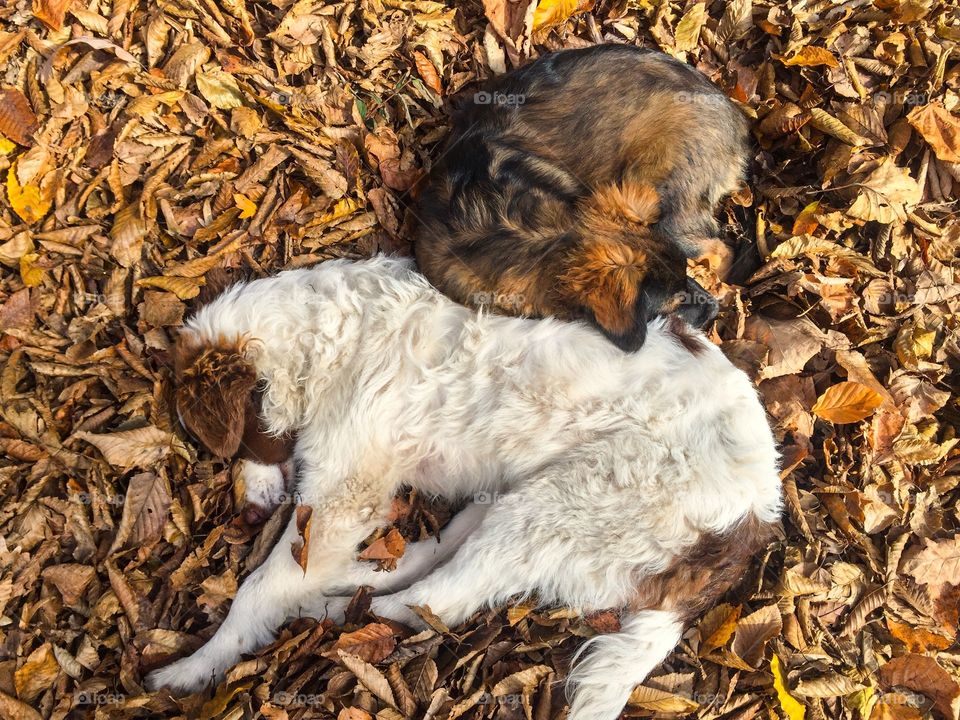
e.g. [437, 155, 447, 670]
[0, 0, 959, 718]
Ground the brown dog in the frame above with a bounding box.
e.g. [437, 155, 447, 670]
[414, 44, 749, 351]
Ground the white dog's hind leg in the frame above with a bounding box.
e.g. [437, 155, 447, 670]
[301, 502, 489, 622]
[367, 503, 534, 628]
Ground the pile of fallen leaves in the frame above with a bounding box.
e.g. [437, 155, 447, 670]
[1, 0, 958, 718]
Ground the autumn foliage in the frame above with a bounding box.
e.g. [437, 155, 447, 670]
[0, 0, 958, 719]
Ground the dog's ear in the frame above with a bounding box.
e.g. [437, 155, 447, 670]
[560, 239, 650, 352]
[561, 183, 663, 351]
[174, 341, 258, 458]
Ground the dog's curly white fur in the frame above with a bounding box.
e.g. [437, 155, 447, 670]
[147, 257, 782, 720]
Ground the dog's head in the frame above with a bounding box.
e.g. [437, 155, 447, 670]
[560, 182, 718, 352]
[171, 334, 260, 459]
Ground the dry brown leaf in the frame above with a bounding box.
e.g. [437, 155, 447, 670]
[731, 604, 782, 668]
[75, 426, 187, 470]
[0, 89, 38, 146]
[902, 536, 960, 600]
[877, 654, 960, 720]
[333, 623, 397, 664]
[338, 652, 396, 707]
[108, 472, 172, 553]
[848, 162, 923, 223]
[359, 527, 406, 571]
[42, 564, 95, 605]
[492, 665, 553, 695]
[109, 204, 149, 268]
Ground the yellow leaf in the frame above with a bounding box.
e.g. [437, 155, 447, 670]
[812, 381, 884, 424]
[772, 654, 806, 720]
[698, 603, 742, 655]
[674, 2, 707, 53]
[0, 135, 15, 155]
[895, 324, 936, 368]
[532, 0, 592, 32]
[7, 161, 51, 224]
[19, 252, 44, 287]
[196, 69, 245, 110]
[791, 201, 820, 236]
[233, 192, 257, 219]
[318, 197, 361, 225]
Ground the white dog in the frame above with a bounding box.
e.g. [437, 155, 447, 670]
[148, 257, 782, 720]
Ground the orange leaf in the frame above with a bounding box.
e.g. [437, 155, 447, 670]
[781, 46, 839, 68]
[907, 102, 960, 163]
[413, 51, 443, 96]
[791, 201, 820, 236]
[290, 505, 313, 573]
[32, 0, 76, 30]
[886, 618, 953, 653]
[532, 0, 594, 32]
[812, 382, 884, 424]
[358, 527, 406, 571]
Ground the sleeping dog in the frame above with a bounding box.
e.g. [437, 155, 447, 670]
[415, 44, 749, 351]
[149, 257, 781, 720]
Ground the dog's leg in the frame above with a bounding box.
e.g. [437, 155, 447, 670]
[145, 513, 320, 693]
[366, 498, 537, 627]
[147, 469, 396, 693]
[301, 501, 490, 622]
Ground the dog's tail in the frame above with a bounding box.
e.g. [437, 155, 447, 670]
[566, 609, 684, 720]
[558, 182, 661, 352]
[565, 512, 776, 720]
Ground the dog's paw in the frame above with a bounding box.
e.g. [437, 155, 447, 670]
[238, 461, 288, 516]
[145, 654, 220, 694]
